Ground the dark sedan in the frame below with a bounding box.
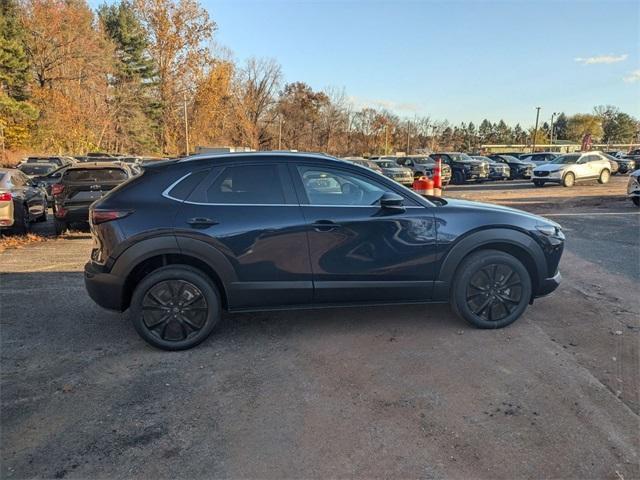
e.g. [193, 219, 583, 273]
[488, 154, 535, 179]
[0, 168, 47, 234]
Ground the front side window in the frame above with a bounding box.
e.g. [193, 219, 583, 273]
[206, 164, 285, 204]
[297, 166, 387, 206]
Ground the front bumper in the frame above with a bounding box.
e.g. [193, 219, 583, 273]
[535, 270, 562, 297]
[84, 261, 126, 311]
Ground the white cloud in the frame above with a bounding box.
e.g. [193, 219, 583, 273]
[623, 69, 640, 83]
[347, 95, 421, 113]
[574, 54, 628, 65]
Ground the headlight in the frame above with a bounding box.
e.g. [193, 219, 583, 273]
[536, 224, 565, 240]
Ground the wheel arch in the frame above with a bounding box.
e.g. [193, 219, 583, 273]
[435, 228, 546, 301]
[110, 235, 236, 311]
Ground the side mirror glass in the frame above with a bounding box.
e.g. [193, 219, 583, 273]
[380, 192, 404, 208]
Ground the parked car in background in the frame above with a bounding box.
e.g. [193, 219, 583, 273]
[628, 169, 640, 207]
[17, 162, 59, 178]
[604, 151, 625, 159]
[488, 154, 535, 179]
[19, 156, 75, 168]
[0, 169, 48, 234]
[472, 156, 510, 180]
[342, 157, 384, 175]
[602, 154, 619, 175]
[519, 152, 558, 165]
[372, 158, 414, 186]
[32, 165, 72, 207]
[531, 152, 611, 187]
[53, 162, 133, 235]
[396, 155, 452, 185]
[429, 152, 488, 184]
[614, 157, 636, 174]
[84, 152, 564, 350]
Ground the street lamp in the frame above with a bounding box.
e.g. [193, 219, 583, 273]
[532, 106, 541, 153]
[550, 112, 558, 150]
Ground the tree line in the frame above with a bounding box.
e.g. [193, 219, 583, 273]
[1, 0, 638, 160]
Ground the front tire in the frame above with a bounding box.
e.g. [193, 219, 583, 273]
[598, 169, 610, 184]
[13, 204, 30, 235]
[533, 180, 545, 187]
[450, 250, 532, 329]
[632, 197, 640, 207]
[129, 265, 221, 351]
[453, 171, 465, 185]
[562, 172, 575, 187]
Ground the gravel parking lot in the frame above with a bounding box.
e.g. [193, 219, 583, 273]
[1, 176, 638, 479]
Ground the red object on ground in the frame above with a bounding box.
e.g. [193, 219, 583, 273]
[413, 177, 434, 196]
[433, 159, 442, 189]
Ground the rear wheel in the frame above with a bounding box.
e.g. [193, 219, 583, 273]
[533, 180, 545, 187]
[129, 265, 221, 350]
[12, 204, 29, 235]
[632, 197, 640, 207]
[562, 172, 575, 187]
[450, 250, 532, 329]
[598, 169, 610, 184]
[453, 170, 465, 185]
[54, 218, 67, 236]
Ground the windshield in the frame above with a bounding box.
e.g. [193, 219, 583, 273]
[550, 154, 580, 165]
[19, 164, 56, 175]
[375, 161, 397, 168]
[473, 156, 492, 162]
[63, 168, 128, 182]
[411, 157, 435, 165]
[449, 153, 475, 162]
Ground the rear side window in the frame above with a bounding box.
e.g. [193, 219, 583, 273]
[167, 170, 210, 200]
[205, 164, 285, 204]
[64, 168, 127, 182]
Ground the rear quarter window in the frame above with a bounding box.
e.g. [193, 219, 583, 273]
[166, 169, 210, 200]
[64, 168, 128, 182]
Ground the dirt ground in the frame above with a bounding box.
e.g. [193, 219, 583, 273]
[1, 176, 638, 479]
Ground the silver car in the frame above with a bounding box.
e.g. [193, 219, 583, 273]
[532, 151, 612, 187]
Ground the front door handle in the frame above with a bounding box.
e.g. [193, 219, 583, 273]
[187, 217, 218, 228]
[312, 220, 341, 232]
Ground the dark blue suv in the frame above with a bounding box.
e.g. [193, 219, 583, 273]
[84, 153, 564, 350]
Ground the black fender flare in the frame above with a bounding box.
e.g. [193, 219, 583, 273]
[436, 228, 546, 294]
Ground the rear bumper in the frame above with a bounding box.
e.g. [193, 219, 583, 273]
[57, 204, 91, 222]
[535, 270, 562, 297]
[84, 261, 126, 311]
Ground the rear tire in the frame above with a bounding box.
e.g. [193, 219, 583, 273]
[453, 171, 465, 185]
[562, 172, 575, 187]
[12, 204, 29, 235]
[54, 218, 67, 236]
[129, 265, 221, 351]
[597, 169, 610, 184]
[533, 180, 545, 187]
[450, 250, 532, 329]
[632, 197, 640, 207]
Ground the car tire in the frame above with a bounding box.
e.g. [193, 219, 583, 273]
[450, 249, 532, 329]
[597, 169, 610, 184]
[632, 197, 640, 207]
[54, 218, 67, 236]
[562, 172, 575, 187]
[533, 180, 545, 187]
[36, 206, 48, 222]
[129, 265, 221, 351]
[13, 203, 30, 235]
[453, 171, 465, 185]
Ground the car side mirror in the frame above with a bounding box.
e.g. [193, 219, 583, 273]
[380, 192, 404, 209]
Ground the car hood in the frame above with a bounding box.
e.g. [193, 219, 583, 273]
[440, 198, 560, 227]
[532, 163, 566, 172]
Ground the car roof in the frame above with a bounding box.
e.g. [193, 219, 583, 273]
[179, 151, 348, 166]
[65, 162, 129, 170]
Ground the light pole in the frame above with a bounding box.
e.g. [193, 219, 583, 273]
[385, 125, 389, 155]
[406, 120, 411, 154]
[183, 93, 189, 156]
[532, 106, 541, 153]
[550, 112, 557, 150]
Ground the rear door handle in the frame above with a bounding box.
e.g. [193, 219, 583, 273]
[312, 220, 341, 232]
[187, 217, 218, 228]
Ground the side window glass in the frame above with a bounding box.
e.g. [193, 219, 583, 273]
[167, 169, 210, 200]
[297, 166, 387, 206]
[206, 164, 285, 204]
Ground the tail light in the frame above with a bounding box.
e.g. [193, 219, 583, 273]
[91, 209, 133, 225]
[0, 192, 12, 201]
[51, 183, 64, 196]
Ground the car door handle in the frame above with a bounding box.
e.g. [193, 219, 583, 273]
[187, 217, 218, 228]
[312, 220, 341, 232]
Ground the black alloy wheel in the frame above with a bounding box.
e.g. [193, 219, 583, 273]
[130, 265, 221, 350]
[451, 249, 532, 329]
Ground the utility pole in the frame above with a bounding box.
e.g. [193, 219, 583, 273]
[183, 93, 189, 156]
[385, 125, 389, 155]
[532, 106, 541, 153]
[550, 112, 557, 150]
[278, 116, 283, 150]
[406, 120, 411, 154]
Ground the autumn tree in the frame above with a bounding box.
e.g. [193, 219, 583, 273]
[566, 114, 603, 142]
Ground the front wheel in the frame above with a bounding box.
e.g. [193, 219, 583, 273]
[562, 172, 575, 187]
[598, 169, 610, 184]
[129, 265, 221, 350]
[533, 180, 545, 187]
[632, 197, 640, 207]
[450, 250, 532, 329]
[453, 171, 465, 185]
[12, 204, 30, 235]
